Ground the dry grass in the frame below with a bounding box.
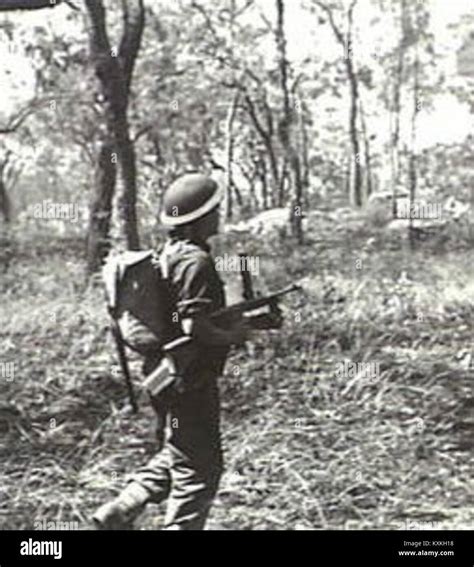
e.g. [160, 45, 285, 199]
[0, 223, 473, 530]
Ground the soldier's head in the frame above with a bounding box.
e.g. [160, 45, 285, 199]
[160, 173, 222, 241]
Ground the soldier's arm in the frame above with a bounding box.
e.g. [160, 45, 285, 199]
[175, 254, 248, 346]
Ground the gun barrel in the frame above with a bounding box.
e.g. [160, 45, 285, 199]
[269, 283, 302, 299]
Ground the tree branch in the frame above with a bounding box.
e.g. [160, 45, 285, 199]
[64, 0, 80, 10]
[313, 0, 345, 46]
[243, 93, 271, 143]
[118, 0, 145, 91]
[190, 0, 221, 44]
[84, 0, 113, 55]
[0, 99, 41, 135]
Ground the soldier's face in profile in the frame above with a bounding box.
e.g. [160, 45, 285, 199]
[210, 207, 220, 235]
[202, 207, 220, 239]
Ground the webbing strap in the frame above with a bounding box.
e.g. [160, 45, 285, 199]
[158, 243, 172, 280]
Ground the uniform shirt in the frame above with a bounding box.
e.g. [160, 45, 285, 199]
[161, 236, 229, 379]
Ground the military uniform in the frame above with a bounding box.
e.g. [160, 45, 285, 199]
[121, 235, 227, 530]
[93, 173, 231, 530]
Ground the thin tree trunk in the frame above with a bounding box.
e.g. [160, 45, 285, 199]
[346, 57, 362, 207]
[234, 182, 243, 208]
[314, 0, 361, 208]
[0, 182, 12, 271]
[409, 42, 420, 250]
[359, 99, 373, 200]
[276, 0, 290, 211]
[259, 154, 269, 209]
[0, 161, 11, 224]
[300, 99, 310, 196]
[392, 0, 406, 218]
[224, 92, 239, 220]
[243, 94, 280, 203]
[0, 180, 11, 223]
[248, 172, 258, 211]
[276, 0, 303, 242]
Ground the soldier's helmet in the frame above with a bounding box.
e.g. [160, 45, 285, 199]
[160, 173, 223, 227]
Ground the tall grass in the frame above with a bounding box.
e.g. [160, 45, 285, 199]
[1, 223, 473, 530]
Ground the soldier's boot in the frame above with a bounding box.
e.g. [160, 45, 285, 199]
[92, 482, 150, 530]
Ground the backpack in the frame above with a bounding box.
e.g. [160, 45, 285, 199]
[102, 249, 176, 356]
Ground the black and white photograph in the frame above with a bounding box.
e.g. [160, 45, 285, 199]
[0, 0, 473, 562]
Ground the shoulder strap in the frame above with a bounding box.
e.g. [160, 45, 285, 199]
[157, 241, 174, 281]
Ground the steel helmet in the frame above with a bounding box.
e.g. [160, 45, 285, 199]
[160, 173, 223, 227]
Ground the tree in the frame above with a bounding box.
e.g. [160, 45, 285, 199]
[390, 0, 407, 217]
[224, 91, 241, 220]
[0, 137, 25, 225]
[0, 100, 40, 135]
[0, 151, 13, 223]
[275, 0, 304, 242]
[406, 1, 423, 249]
[0, 98, 41, 223]
[312, 0, 363, 207]
[185, 0, 278, 211]
[84, 0, 145, 273]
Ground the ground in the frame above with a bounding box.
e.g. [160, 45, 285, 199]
[0, 216, 473, 530]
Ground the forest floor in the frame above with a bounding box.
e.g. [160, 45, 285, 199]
[1, 214, 473, 530]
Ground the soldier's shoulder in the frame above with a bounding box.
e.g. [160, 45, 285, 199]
[164, 239, 213, 271]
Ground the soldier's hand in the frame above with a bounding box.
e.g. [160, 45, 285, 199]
[228, 319, 250, 346]
[246, 305, 284, 330]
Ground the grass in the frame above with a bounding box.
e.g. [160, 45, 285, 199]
[0, 220, 473, 530]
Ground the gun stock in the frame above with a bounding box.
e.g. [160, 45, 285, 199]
[110, 317, 139, 414]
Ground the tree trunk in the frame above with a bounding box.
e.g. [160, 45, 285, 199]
[346, 58, 362, 207]
[259, 154, 269, 209]
[276, 0, 290, 211]
[276, 0, 303, 242]
[224, 92, 239, 220]
[315, 0, 361, 208]
[86, 139, 116, 274]
[115, 114, 140, 249]
[409, 42, 420, 250]
[84, 0, 144, 272]
[359, 99, 373, 200]
[392, 0, 407, 218]
[290, 152, 304, 243]
[0, 156, 12, 223]
[277, 157, 288, 207]
[0, 161, 12, 273]
[299, 99, 310, 197]
[0, 179, 11, 223]
[243, 94, 280, 205]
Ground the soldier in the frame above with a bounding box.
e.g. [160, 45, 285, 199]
[93, 173, 249, 530]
